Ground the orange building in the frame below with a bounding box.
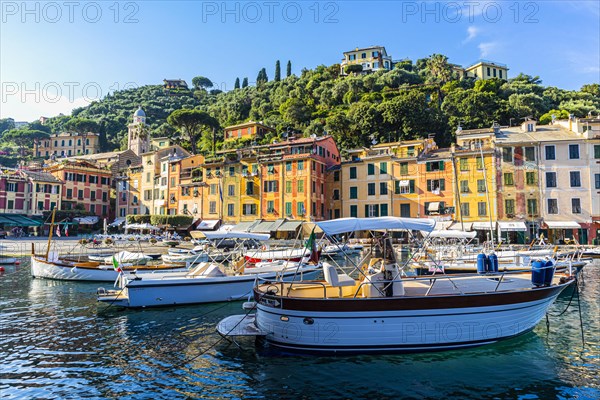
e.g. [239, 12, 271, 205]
[223, 121, 276, 142]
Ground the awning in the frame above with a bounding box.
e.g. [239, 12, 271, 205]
[449, 222, 473, 231]
[277, 220, 303, 232]
[398, 180, 410, 187]
[428, 202, 440, 212]
[269, 219, 286, 232]
[108, 218, 126, 227]
[472, 221, 496, 230]
[217, 224, 235, 232]
[545, 221, 581, 229]
[1, 214, 44, 226]
[498, 221, 527, 232]
[196, 219, 220, 230]
[251, 220, 278, 233]
[232, 220, 260, 232]
[73, 216, 99, 225]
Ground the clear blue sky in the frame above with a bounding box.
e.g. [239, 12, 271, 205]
[1, 1, 599, 121]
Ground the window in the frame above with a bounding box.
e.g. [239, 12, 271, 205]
[225, 204, 234, 217]
[380, 204, 388, 217]
[379, 162, 387, 174]
[298, 180, 304, 193]
[379, 182, 388, 195]
[546, 172, 557, 188]
[476, 157, 484, 170]
[350, 187, 358, 199]
[66, 188, 73, 198]
[286, 161, 292, 172]
[267, 200, 275, 213]
[595, 174, 600, 189]
[569, 144, 579, 159]
[367, 163, 375, 175]
[312, 180, 316, 193]
[263, 180, 278, 192]
[400, 204, 411, 218]
[499, 70, 503, 79]
[349, 166, 357, 179]
[243, 203, 257, 215]
[298, 160, 304, 170]
[595, 145, 600, 159]
[399, 162, 408, 175]
[502, 147, 513, 162]
[171, 178, 176, 187]
[458, 180, 469, 193]
[91, 191, 96, 201]
[461, 203, 470, 217]
[426, 179, 445, 192]
[334, 171, 340, 181]
[526, 172, 537, 185]
[395, 180, 414, 194]
[210, 184, 217, 195]
[245, 182, 254, 195]
[503, 173, 514, 186]
[229, 167, 235, 177]
[477, 179, 486, 193]
[7, 200, 14, 209]
[366, 204, 379, 217]
[267, 164, 275, 174]
[286, 181, 292, 193]
[361, 52, 366, 59]
[350, 205, 358, 218]
[368, 183, 375, 196]
[477, 202, 487, 216]
[426, 161, 444, 172]
[505, 199, 515, 215]
[334, 209, 340, 219]
[547, 199, 558, 214]
[90, 204, 95, 214]
[487, 67, 491, 76]
[571, 198, 581, 214]
[228, 185, 235, 196]
[459, 158, 468, 171]
[570, 171, 581, 187]
[102, 192, 108, 202]
[297, 202, 305, 215]
[545, 145, 556, 160]
[527, 199, 538, 215]
[524, 147, 535, 161]
[78, 189, 84, 199]
[285, 202, 292, 216]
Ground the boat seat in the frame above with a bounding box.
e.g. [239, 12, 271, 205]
[323, 263, 355, 297]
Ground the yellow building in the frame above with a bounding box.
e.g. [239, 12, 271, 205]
[452, 126, 498, 237]
[37, 132, 100, 158]
[465, 60, 508, 80]
[340, 46, 393, 75]
[223, 121, 276, 142]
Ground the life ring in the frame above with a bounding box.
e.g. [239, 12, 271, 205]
[261, 245, 267, 251]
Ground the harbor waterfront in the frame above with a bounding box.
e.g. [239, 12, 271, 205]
[0, 257, 598, 399]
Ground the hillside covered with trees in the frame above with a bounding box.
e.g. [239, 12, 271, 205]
[1, 55, 598, 165]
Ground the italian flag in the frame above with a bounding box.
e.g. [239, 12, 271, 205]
[112, 256, 123, 273]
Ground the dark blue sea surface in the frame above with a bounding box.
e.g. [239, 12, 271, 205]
[1, 259, 599, 399]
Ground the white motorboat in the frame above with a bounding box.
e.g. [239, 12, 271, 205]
[244, 247, 310, 264]
[88, 251, 153, 265]
[97, 230, 321, 308]
[218, 217, 579, 354]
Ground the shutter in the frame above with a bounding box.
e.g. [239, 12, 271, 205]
[426, 162, 431, 172]
[409, 180, 415, 193]
[374, 205, 379, 217]
[365, 205, 369, 218]
[426, 180, 431, 191]
[439, 161, 444, 171]
[395, 180, 400, 194]
[440, 179, 446, 191]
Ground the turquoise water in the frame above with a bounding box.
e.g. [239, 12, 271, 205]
[1, 260, 599, 399]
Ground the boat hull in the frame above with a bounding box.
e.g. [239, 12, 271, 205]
[30, 256, 187, 282]
[99, 268, 320, 308]
[253, 283, 571, 353]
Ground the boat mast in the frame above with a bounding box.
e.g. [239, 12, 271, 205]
[45, 207, 57, 260]
[478, 137, 494, 248]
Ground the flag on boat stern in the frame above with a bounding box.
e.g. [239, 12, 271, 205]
[55, 224, 61, 237]
[306, 228, 319, 263]
[112, 256, 123, 273]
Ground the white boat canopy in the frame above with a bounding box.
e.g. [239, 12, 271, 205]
[74, 216, 99, 225]
[191, 230, 270, 241]
[196, 219, 220, 230]
[428, 230, 477, 239]
[316, 217, 436, 236]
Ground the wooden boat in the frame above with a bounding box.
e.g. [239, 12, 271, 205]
[218, 217, 580, 354]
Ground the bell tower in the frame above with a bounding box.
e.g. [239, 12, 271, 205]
[128, 106, 150, 156]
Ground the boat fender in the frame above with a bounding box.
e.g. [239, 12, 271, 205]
[15, 261, 20, 265]
[0, 266, 4, 272]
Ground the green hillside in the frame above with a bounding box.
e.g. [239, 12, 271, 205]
[1, 55, 599, 165]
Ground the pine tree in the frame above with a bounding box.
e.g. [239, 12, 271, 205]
[287, 60, 292, 77]
[275, 60, 281, 82]
[234, 77, 240, 89]
[242, 77, 248, 88]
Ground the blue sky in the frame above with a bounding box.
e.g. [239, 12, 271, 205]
[1, 1, 599, 121]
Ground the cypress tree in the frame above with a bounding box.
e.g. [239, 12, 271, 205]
[234, 77, 240, 89]
[286, 60, 292, 77]
[242, 77, 248, 88]
[275, 60, 281, 82]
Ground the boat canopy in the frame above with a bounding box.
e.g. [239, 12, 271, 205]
[191, 230, 270, 241]
[428, 230, 477, 239]
[316, 217, 436, 235]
